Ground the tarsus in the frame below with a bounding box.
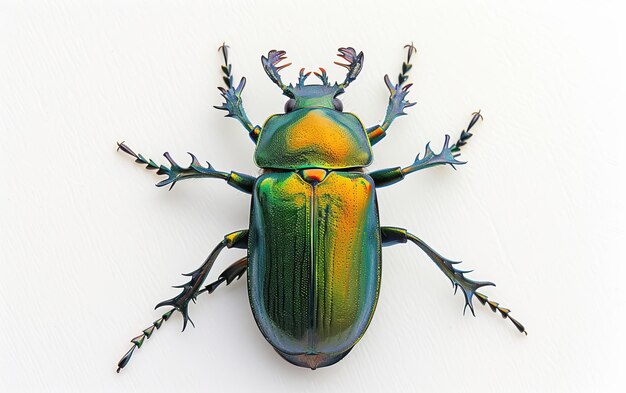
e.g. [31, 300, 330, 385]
[475, 292, 527, 335]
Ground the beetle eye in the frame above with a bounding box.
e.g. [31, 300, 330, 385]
[332, 98, 343, 112]
[284, 99, 296, 113]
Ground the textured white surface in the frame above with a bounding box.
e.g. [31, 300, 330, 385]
[1, 1, 624, 392]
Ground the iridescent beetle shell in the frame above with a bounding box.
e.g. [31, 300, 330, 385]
[116, 44, 526, 374]
[248, 170, 380, 368]
[255, 107, 373, 169]
[250, 61, 381, 367]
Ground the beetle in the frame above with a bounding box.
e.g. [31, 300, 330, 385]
[116, 44, 526, 372]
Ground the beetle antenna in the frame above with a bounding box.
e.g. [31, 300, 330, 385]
[296, 68, 312, 87]
[116, 308, 176, 373]
[335, 47, 364, 90]
[313, 67, 330, 86]
[261, 49, 291, 91]
[475, 292, 527, 335]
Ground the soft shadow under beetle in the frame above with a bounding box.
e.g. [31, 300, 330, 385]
[116, 43, 526, 372]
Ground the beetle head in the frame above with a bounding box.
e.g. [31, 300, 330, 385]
[261, 48, 364, 112]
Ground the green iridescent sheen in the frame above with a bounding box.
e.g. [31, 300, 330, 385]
[116, 44, 525, 374]
[248, 171, 380, 359]
[255, 108, 373, 169]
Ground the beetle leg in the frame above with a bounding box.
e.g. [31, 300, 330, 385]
[154, 230, 248, 331]
[367, 43, 418, 145]
[116, 232, 248, 373]
[380, 226, 527, 335]
[369, 111, 482, 187]
[213, 43, 262, 142]
[117, 141, 256, 193]
[196, 256, 247, 295]
[450, 110, 482, 156]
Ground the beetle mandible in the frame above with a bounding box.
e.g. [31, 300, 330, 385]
[116, 44, 526, 372]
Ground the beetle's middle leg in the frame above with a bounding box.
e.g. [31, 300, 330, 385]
[369, 111, 482, 187]
[115, 230, 248, 372]
[380, 226, 527, 335]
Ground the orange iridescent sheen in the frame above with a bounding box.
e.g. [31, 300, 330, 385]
[254, 108, 373, 169]
[248, 171, 380, 366]
[115, 45, 521, 375]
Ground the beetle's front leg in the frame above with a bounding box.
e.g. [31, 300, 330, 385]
[116, 230, 249, 372]
[367, 43, 417, 145]
[380, 226, 526, 334]
[370, 111, 482, 187]
[117, 142, 255, 192]
[213, 44, 262, 142]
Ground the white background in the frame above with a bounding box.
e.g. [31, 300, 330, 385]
[1, 1, 624, 392]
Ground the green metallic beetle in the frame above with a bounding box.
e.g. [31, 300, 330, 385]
[116, 44, 526, 372]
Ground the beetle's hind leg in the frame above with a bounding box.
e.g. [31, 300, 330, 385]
[196, 256, 247, 295]
[153, 230, 248, 331]
[116, 230, 248, 373]
[380, 226, 526, 335]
